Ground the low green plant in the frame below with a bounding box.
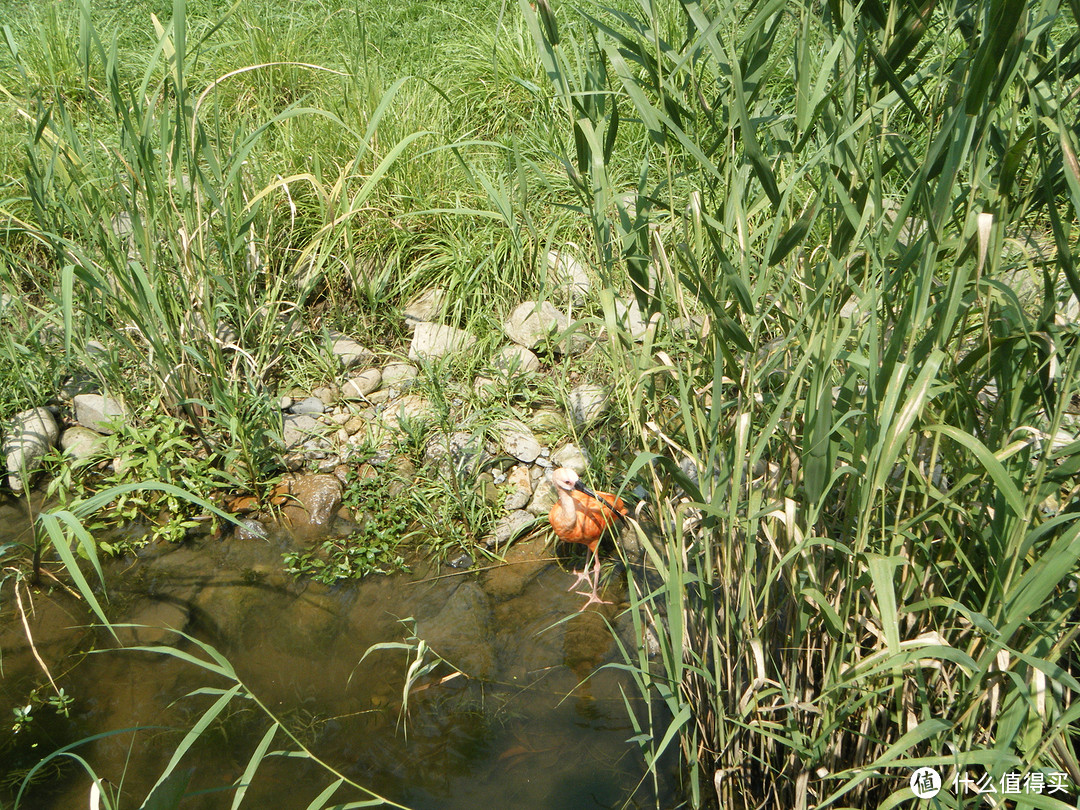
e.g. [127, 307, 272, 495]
[45, 410, 230, 550]
[283, 535, 409, 584]
[9, 687, 73, 735]
[283, 474, 413, 584]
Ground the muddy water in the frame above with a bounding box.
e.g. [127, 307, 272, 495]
[0, 514, 669, 809]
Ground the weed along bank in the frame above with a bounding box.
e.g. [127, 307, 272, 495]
[3, 0, 1080, 808]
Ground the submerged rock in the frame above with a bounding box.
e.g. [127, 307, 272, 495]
[115, 599, 190, 647]
[481, 535, 549, 600]
[4, 407, 60, 492]
[415, 581, 495, 679]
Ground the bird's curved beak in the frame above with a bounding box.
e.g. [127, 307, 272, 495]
[573, 480, 597, 498]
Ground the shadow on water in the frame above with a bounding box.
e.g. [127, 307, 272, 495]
[0, 507, 675, 809]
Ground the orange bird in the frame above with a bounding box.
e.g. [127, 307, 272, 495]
[549, 467, 628, 610]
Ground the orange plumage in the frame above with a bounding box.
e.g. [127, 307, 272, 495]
[548, 467, 627, 610]
[548, 488, 626, 548]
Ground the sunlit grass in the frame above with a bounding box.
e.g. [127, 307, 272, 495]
[2, 0, 1080, 807]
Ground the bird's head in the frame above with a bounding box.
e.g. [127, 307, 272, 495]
[552, 467, 594, 496]
[551, 467, 579, 492]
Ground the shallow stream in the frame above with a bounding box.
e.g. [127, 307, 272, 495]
[0, 503, 669, 809]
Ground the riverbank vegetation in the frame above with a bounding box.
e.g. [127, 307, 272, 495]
[2, 0, 1080, 807]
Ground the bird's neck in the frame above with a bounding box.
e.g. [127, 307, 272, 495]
[557, 488, 578, 516]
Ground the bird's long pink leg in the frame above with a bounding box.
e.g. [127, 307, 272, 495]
[575, 549, 611, 611]
[566, 567, 592, 591]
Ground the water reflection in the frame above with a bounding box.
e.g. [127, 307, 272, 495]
[1, 527, 669, 809]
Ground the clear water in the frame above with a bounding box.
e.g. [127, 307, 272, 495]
[0, 516, 669, 809]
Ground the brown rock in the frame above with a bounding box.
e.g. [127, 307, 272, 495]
[272, 473, 344, 540]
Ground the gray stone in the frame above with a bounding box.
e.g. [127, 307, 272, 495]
[342, 368, 382, 400]
[110, 211, 133, 239]
[424, 431, 490, 476]
[492, 344, 541, 375]
[275, 473, 344, 540]
[282, 413, 331, 452]
[568, 384, 609, 426]
[380, 362, 418, 389]
[215, 320, 240, 347]
[495, 419, 542, 463]
[73, 393, 127, 435]
[502, 464, 533, 510]
[311, 385, 338, 405]
[402, 287, 447, 329]
[289, 396, 326, 415]
[546, 248, 590, 304]
[330, 334, 374, 370]
[408, 322, 477, 360]
[380, 394, 434, 431]
[503, 301, 568, 349]
[531, 408, 565, 432]
[670, 316, 707, 339]
[60, 425, 106, 462]
[343, 412, 370, 436]
[551, 443, 589, 473]
[235, 518, 268, 541]
[4, 407, 60, 492]
[526, 479, 558, 516]
[882, 198, 928, 250]
[485, 509, 536, 548]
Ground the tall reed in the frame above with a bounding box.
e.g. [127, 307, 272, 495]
[521, 0, 1080, 806]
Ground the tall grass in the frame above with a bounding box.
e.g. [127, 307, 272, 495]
[4, 0, 1080, 806]
[0, 0, 550, 489]
[521, 0, 1080, 806]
